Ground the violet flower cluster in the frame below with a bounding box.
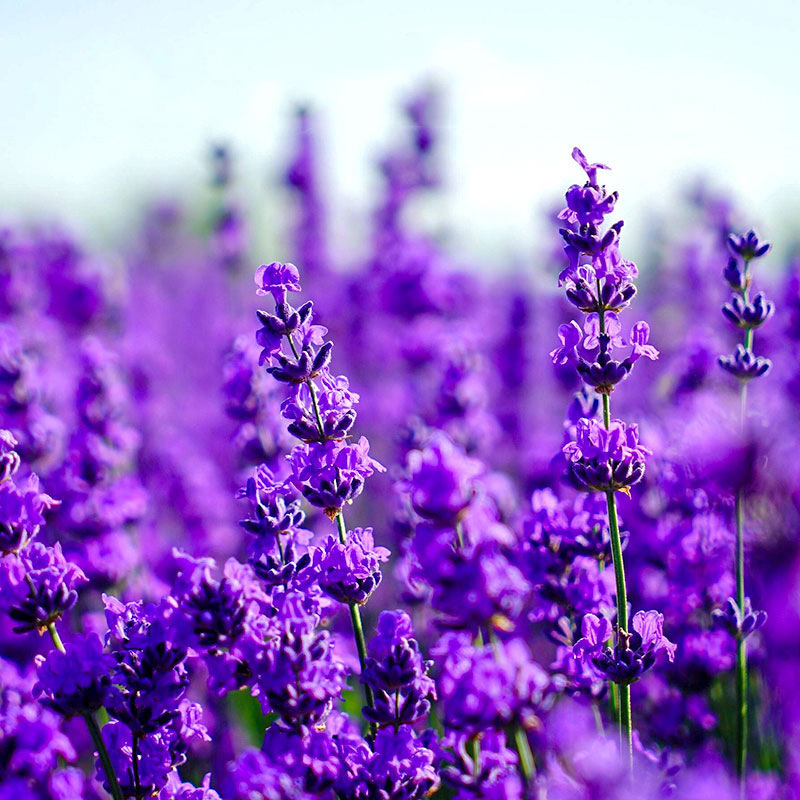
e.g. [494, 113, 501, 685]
[1, 89, 798, 800]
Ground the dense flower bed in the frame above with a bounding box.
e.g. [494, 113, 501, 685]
[1, 90, 798, 799]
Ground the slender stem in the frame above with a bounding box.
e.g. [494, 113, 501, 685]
[336, 508, 377, 742]
[84, 714, 125, 800]
[734, 383, 749, 780]
[46, 621, 66, 652]
[597, 295, 633, 768]
[455, 521, 466, 549]
[605, 485, 632, 766]
[46, 624, 125, 800]
[132, 735, 142, 799]
[734, 265, 751, 782]
[609, 681, 619, 729]
[287, 333, 377, 741]
[514, 726, 536, 782]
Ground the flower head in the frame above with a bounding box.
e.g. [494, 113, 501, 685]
[254, 262, 302, 304]
[727, 230, 770, 261]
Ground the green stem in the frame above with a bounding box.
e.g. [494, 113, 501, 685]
[734, 388, 749, 780]
[287, 333, 377, 741]
[513, 726, 536, 783]
[609, 682, 619, 729]
[336, 500, 377, 743]
[46, 624, 125, 800]
[46, 621, 66, 652]
[734, 266, 751, 781]
[605, 484, 632, 767]
[597, 295, 633, 768]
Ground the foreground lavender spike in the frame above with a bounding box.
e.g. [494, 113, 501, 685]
[0, 430, 125, 800]
[718, 229, 772, 781]
[553, 147, 663, 767]
[254, 261, 386, 737]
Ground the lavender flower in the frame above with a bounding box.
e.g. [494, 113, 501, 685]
[713, 596, 767, 640]
[345, 727, 440, 800]
[573, 611, 677, 685]
[400, 433, 483, 527]
[727, 230, 771, 261]
[0, 464, 57, 554]
[361, 610, 436, 728]
[251, 595, 346, 729]
[254, 261, 302, 303]
[718, 343, 772, 381]
[563, 417, 650, 493]
[553, 147, 667, 766]
[317, 526, 390, 605]
[34, 633, 113, 717]
[437, 633, 551, 734]
[1, 541, 87, 633]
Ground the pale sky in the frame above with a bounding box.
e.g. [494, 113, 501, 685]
[1, 0, 798, 261]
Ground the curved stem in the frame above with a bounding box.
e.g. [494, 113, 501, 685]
[46, 624, 125, 800]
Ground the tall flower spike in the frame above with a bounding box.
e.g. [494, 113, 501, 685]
[552, 148, 670, 768]
[253, 261, 387, 736]
[717, 228, 773, 781]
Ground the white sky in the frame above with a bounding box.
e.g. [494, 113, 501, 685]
[1, 0, 798, 260]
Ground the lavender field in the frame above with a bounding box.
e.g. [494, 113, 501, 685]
[1, 20, 800, 798]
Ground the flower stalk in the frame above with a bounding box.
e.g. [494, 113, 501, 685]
[46, 623, 125, 800]
[718, 231, 773, 781]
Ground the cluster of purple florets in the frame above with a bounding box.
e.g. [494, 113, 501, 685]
[0, 86, 796, 800]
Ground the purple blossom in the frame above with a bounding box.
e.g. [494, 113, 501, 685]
[0, 429, 21, 480]
[288, 436, 384, 515]
[227, 748, 311, 800]
[573, 610, 677, 685]
[550, 321, 582, 366]
[252, 595, 347, 729]
[361, 610, 436, 727]
[0, 472, 58, 554]
[570, 147, 611, 185]
[718, 344, 772, 381]
[712, 596, 768, 640]
[1, 542, 87, 633]
[563, 417, 650, 493]
[722, 292, 775, 329]
[401, 433, 483, 527]
[437, 634, 551, 733]
[159, 772, 222, 800]
[727, 230, 771, 260]
[34, 633, 113, 717]
[317, 526, 390, 605]
[254, 261, 302, 304]
[345, 727, 439, 800]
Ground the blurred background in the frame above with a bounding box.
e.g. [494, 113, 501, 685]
[2, 0, 798, 263]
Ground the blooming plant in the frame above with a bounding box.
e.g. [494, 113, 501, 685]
[0, 91, 796, 800]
